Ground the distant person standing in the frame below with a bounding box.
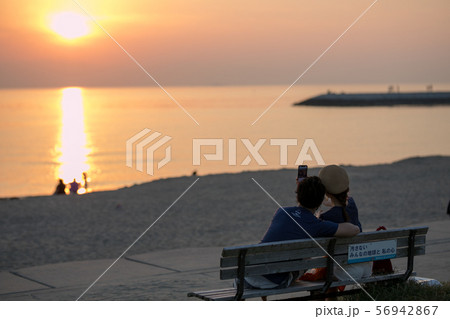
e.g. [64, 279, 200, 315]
[82, 172, 88, 190]
[54, 179, 66, 195]
[69, 179, 80, 194]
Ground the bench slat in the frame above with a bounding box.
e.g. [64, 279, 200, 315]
[221, 256, 328, 279]
[335, 227, 428, 245]
[188, 291, 235, 301]
[222, 238, 332, 257]
[221, 246, 326, 268]
[188, 288, 237, 301]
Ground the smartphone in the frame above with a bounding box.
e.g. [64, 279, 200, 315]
[297, 165, 308, 181]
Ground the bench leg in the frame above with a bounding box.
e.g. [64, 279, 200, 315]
[310, 290, 324, 301]
[325, 287, 338, 301]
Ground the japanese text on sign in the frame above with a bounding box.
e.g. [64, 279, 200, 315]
[348, 239, 397, 264]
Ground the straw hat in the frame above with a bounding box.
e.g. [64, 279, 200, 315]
[318, 165, 349, 194]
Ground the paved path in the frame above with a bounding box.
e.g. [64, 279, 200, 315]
[1, 220, 449, 301]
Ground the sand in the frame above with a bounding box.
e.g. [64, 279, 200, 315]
[1, 156, 449, 272]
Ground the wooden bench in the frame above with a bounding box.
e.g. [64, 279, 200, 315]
[188, 226, 428, 301]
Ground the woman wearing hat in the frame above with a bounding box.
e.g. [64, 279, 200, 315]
[318, 165, 372, 281]
[318, 165, 361, 230]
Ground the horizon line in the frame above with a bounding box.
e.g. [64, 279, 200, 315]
[1, 81, 450, 90]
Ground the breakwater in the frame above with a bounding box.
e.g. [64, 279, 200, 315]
[294, 92, 450, 106]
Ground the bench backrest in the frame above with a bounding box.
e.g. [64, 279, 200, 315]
[220, 226, 428, 280]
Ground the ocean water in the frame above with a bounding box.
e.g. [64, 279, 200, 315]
[1, 84, 449, 198]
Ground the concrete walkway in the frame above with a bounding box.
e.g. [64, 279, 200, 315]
[1, 219, 449, 301]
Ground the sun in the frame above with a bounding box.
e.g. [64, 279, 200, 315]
[50, 11, 90, 40]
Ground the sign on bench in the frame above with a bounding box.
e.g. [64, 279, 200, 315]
[348, 239, 397, 264]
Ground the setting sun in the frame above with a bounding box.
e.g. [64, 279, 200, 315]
[50, 11, 90, 40]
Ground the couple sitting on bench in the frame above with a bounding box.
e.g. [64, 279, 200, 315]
[243, 165, 372, 290]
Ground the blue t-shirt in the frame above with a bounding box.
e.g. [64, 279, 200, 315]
[259, 206, 338, 285]
[262, 206, 338, 243]
[320, 197, 362, 232]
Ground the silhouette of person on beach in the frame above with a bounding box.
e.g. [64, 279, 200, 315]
[54, 179, 66, 195]
[83, 172, 88, 190]
[69, 179, 80, 194]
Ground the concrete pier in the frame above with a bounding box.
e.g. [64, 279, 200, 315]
[294, 92, 450, 106]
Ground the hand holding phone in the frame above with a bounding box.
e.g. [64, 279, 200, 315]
[297, 165, 308, 182]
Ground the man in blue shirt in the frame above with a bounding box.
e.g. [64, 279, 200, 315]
[244, 176, 360, 289]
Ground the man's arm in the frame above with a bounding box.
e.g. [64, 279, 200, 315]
[334, 222, 360, 237]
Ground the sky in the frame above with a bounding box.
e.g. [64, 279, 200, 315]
[1, 0, 449, 88]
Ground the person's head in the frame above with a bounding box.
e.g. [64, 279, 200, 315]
[318, 165, 349, 195]
[318, 165, 350, 220]
[296, 176, 325, 211]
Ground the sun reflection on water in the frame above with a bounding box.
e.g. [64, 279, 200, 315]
[56, 87, 91, 194]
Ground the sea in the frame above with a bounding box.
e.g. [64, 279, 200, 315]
[1, 83, 449, 198]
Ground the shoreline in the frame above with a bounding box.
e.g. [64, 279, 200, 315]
[1, 155, 449, 271]
[1, 154, 448, 201]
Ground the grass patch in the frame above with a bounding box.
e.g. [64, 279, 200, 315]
[342, 281, 450, 301]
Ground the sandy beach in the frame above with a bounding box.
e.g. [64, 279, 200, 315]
[1, 155, 449, 273]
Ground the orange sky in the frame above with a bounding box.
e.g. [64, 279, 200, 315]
[1, 0, 449, 88]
